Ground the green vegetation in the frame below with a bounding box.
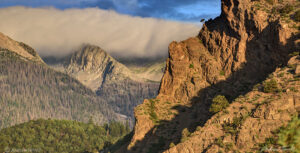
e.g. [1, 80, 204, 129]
[149, 99, 159, 124]
[263, 79, 278, 93]
[0, 49, 118, 129]
[180, 128, 191, 142]
[220, 70, 225, 76]
[0, 119, 130, 153]
[19, 42, 38, 57]
[265, 0, 274, 5]
[279, 5, 294, 15]
[277, 116, 300, 152]
[199, 39, 203, 44]
[215, 137, 224, 148]
[189, 64, 194, 69]
[209, 95, 229, 114]
[289, 52, 299, 57]
[225, 143, 234, 151]
[253, 83, 261, 91]
[278, 72, 284, 78]
[260, 116, 300, 152]
[169, 142, 175, 148]
[222, 115, 249, 135]
[294, 10, 300, 22]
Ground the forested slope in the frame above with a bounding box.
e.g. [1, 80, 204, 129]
[0, 119, 130, 152]
[0, 49, 121, 129]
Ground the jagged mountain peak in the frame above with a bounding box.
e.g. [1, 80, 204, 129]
[0, 32, 43, 62]
[63, 44, 132, 91]
[61, 43, 165, 91]
[65, 44, 128, 73]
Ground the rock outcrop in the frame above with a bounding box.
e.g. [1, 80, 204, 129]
[123, 0, 299, 152]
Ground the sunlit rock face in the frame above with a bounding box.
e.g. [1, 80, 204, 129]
[124, 0, 300, 152]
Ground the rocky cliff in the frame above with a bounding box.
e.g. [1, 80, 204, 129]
[46, 45, 162, 121]
[122, 0, 300, 152]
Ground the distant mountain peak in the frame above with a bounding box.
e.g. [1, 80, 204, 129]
[63, 44, 131, 91]
[65, 44, 119, 71]
[45, 44, 163, 121]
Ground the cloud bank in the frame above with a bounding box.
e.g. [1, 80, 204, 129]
[0, 7, 200, 58]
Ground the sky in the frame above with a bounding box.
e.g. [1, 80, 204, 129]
[0, 0, 221, 22]
[0, 0, 221, 58]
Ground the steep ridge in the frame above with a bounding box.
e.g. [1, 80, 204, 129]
[164, 56, 300, 153]
[122, 0, 300, 152]
[0, 33, 122, 129]
[0, 32, 43, 62]
[46, 45, 162, 121]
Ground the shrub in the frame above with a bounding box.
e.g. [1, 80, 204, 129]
[149, 99, 159, 124]
[220, 70, 225, 76]
[225, 143, 234, 151]
[216, 137, 224, 148]
[19, 42, 37, 57]
[180, 128, 191, 142]
[259, 116, 300, 152]
[278, 73, 284, 78]
[295, 10, 300, 22]
[169, 142, 175, 148]
[199, 39, 203, 44]
[277, 116, 300, 151]
[253, 83, 261, 91]
[209, 95, 229, 113]
[189, 64, 194, 69]
[289, 52, 299, 57]
[263, 79, 278, 93]
[265, 0, 274, 5]
[222, 115, 248, 135]
[279, 5, 294, 15]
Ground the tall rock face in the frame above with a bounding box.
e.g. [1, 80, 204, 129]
[124, 0, 299, 152]
[48, 45, 162, 121]
[0, 33, 122, 129]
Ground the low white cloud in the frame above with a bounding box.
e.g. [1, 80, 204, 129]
[0, 7, 200, 58]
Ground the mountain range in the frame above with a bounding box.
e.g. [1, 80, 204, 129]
[0, 32, 124, 129]
[43, 44, 165, 121]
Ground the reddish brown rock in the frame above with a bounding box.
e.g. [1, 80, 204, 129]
[122, 0, 300, 152]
